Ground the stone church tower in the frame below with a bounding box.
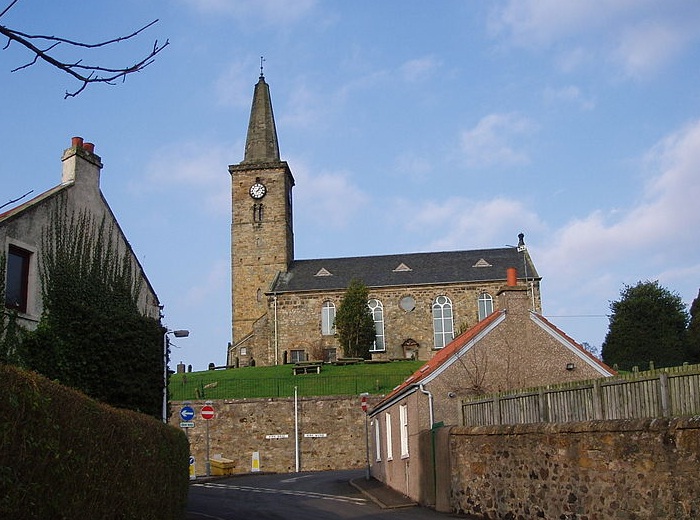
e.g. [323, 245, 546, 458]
[229, 73, 294, 360]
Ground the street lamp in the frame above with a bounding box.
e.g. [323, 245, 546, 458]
[163, 329, 189, 423]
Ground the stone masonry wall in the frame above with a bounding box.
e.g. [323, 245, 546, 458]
[269, 280, 521, 365]
[171, 396, 380, 475]
[448, 417, 700, 519]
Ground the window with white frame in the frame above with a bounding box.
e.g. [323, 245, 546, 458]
[374, 419, 381, 462]
[368, 299, 385, 351]
[477, 292, 493, 321]
[432, 295, 454, 348]
[385, 413, 393, 461]
[321, 300, 336, 335]
[399, 404, 409, 458]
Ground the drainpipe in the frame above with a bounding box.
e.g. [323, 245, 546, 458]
[419, 384, 434, 428]
[274, 294, 279, 365]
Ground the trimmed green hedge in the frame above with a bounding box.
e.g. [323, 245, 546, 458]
[0, 365, 189, 520]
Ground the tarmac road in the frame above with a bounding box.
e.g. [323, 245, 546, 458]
[186, 469, 463, 520]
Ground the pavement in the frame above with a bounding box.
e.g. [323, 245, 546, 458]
[349, 476, 418, 509]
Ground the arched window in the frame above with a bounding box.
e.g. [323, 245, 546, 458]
[432, 295, 454, 349]
[321, 301, 336, 335]
[478, 292, 493, 321]
[368, 299, 385, 352]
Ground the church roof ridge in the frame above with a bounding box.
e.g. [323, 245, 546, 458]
[270, 246, 540, 293]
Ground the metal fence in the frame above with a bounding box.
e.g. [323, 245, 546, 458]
[461, 364, 700, 427]
[170, 374, 404, 401]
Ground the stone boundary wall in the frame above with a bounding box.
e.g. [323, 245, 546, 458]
[171, 396, 379, 475]
[447, 417, 700, 519]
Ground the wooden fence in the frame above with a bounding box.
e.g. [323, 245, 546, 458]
[461, 364, 700, 427]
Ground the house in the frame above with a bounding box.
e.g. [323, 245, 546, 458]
[1, 137, 160, 330]
[228, 73, 542, 367]
[367, 271, 615, 502]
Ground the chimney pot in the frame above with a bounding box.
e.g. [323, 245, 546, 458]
[506, 267, 517, 287]
[83, 142, 95, 153]
[71, 136, 84, 148]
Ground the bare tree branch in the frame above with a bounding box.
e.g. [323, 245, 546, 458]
[0, 189, 33, 211]
[0, 2, 168, 98]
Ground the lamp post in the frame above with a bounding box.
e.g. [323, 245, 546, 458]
[163, 329, 189, 423]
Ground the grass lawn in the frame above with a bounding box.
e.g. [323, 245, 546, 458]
[169, 360, 424, 400]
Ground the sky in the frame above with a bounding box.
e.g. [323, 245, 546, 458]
[2, 0, 700, 370]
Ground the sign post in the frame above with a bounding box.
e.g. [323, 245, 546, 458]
[202, 402, 215, 476]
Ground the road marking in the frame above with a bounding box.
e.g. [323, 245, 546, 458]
[193, 482, 368, 505]
[280, 475, 314, 483]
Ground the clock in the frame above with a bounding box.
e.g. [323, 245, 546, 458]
[249, 182, 267, 199]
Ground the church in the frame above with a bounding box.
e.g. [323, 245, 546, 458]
[227, 73, 541, 367]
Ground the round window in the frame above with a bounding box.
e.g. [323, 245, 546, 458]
[400, 296, 416, 312]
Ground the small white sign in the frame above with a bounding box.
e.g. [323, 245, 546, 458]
[265, 434, 289, 440]
[180, 421, 195, 428]
[303, 433, 328, 438]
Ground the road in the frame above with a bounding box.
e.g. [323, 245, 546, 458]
[186, 469, 455, 520]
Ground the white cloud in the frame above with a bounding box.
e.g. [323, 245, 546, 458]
[404, 196, 542, 251]
[184, 258, 229, 307]
[399, 56, 441, 83]
[181, 0, 317, 25]
[460, 113, 536, 168]
[293, 160, 369, 228]
[492, 0, 700, 78]
[544, 85, 595, 110]
[612, 21, 689, 79]
[214, 60, 257, 108]
[137, 140, 234, 215]
[539, 118, 700, 302]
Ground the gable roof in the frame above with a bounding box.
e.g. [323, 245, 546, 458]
[370, 310, 506, 416]
[270, 247, 539, 293]
[530, 313, 615, 377]
[369, 308, 616, 416]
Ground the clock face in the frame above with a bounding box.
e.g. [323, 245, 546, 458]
[249, 182, 267, 199]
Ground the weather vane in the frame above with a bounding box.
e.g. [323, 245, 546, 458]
[260, 56, 265, 78]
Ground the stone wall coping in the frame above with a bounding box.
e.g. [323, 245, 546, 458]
[451, 416, 700, 436]
[172, 395, 387, 406]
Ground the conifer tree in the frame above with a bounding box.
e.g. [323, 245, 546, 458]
[334, 279, 376, 359]
[601, 280, 689, 370]
[687, 288, 700, 364]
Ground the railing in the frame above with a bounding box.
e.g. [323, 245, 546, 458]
[461, 364, 700, 427]
[169, 374, 404, 401]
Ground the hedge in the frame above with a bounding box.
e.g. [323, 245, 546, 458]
[0, 365, 189, 519]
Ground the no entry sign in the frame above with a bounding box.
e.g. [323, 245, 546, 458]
[201, 404, 215, 420]
[361, 395, 368, 412]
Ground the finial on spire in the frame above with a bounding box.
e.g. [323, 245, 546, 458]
[260, 56, 265, 79]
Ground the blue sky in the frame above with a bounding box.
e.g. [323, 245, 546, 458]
[2, 1, 700, 370]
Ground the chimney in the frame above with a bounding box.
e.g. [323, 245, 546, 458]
[506, 267, 517, 287]
[497, 267, 529, 314]
[61, 136, 103, 187]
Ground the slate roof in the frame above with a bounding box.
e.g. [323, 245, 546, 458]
[269, 247, 539, 293]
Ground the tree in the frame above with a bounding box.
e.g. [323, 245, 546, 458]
[687, 288, 700, 364]
[334, 279, 376, 359]
[601, 281, 689, 371]
[1, 0, 168, 98]
[20, 202, 164, 417]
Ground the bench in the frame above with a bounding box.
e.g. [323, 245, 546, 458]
[333, 357, 364, 366]
[293, 362, 322, 375]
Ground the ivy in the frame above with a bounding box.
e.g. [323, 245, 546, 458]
[19, 198, 164, 418]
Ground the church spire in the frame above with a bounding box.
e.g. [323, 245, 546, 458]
[242, 66, 280, 164]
